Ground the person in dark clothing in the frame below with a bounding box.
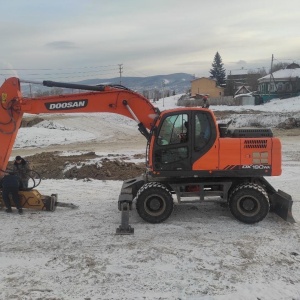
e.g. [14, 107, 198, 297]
[1, 172, 23, 214]
[202, 96, 210, 108]
[13, 156, 30, 189]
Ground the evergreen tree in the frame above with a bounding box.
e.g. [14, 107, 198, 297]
[209, 52, 226, 86]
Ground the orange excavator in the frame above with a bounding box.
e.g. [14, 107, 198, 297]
[0, 77, 295, 234]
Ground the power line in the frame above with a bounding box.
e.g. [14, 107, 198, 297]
[0, 68, 119, 77]
[0, 64, 122, 81]
[0, 64, 119, 71]
[273, 58, 300, 61]
[125, 66, 152, 77]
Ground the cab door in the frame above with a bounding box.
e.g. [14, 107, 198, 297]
[152, 112, 191, 171]
[191, 111, 218, 169]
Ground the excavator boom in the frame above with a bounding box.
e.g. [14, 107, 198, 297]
[0, 77, 159, 174]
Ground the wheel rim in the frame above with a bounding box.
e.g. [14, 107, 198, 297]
[237, 196, 261, 217]
[144, 194, 166, 216]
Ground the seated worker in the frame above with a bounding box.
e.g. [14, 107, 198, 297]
[13, 155, 30, 189]
[1, 172, 23, 214]
[179, 121, 188, 143]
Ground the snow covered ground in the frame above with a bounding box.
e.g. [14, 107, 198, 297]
[1, 95, 300, 300]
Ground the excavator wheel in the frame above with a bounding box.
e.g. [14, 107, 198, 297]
[135, 182, 174, 223]
[229, 183, 270, 224]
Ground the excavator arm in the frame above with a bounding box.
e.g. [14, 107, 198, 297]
[0, 77, 159, 174]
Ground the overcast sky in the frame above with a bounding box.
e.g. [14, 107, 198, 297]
[1, 0, 300, 82]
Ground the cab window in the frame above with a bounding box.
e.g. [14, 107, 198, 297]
[194, 113, 211, 150]
[157, 114, 188, 146]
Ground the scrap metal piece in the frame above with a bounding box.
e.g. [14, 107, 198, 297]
[55, 202, 79, 209]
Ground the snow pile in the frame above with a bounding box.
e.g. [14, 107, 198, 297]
[156, 94, 300, 128]
[221, 113, 298, 128]
[155, 94, 300, 113]
[211, 95, 300, 113]
[35, 120, 71, 130]
[14, 126, 95, 149]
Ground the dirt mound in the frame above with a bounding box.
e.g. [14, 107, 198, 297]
[277, 117, 300, 129]
[8, 152, 146, 181]
[21, 116, 44, 127]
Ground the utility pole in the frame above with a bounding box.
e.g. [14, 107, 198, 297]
[118, 64, 123, 85]
[269, 54, 277, 98]
[162, 81, 165, 107]
[270, 54, 274, 73]
[269, 54, 273, 93]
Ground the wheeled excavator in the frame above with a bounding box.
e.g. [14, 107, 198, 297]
[0, 77, 295, 234]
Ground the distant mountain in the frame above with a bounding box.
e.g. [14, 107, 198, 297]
[21, 73, 193, 96]
[77, 73, 194, 94]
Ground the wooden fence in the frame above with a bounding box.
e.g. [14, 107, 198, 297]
[177, 95, 235, 107]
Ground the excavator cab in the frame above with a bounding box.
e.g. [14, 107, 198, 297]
[150, 109, 217, 175]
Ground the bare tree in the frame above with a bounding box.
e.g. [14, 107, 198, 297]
[142, 90, 150, 99]
[270, 62, 289, 73]
[246, 68, 267, 92]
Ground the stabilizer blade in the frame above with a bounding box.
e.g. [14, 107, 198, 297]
[270, 189, 295, 223]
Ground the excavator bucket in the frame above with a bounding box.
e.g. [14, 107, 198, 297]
[269, 189, 295, 223]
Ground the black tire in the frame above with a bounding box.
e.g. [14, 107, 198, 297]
[229, 183, 270, 224]
[135, 182, 174, 223]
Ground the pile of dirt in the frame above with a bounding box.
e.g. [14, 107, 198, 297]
[21, 116, 44, 127]
[8, 152, 146, 181]
[277, 117, 300, 129]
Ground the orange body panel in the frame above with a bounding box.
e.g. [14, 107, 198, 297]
[240, 138, 271, 166]
[271, 137, 282, 176]
[192, 137, 282, 175]
[218, 138, 241, 170]
[192, 141, 219, 171]
[147, 134, 156, 172]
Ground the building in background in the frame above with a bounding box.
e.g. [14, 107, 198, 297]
[191, 77, 224, 98]
[225, 69, 248, 97]
[234, 85, 251, 96]
[258, 63, 300, 102]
